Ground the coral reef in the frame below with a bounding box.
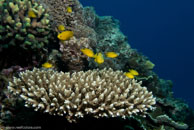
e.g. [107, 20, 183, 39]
[0, 0, 52, 49]
[40, 0, 97, 39]
[0, 0, 55, 72]
[156, 97, 190, 122]
[89, 16, 131, 70]
[0, 0, 193, 129]
[8, 68, 156, 122]
[40, 0, 98, 72]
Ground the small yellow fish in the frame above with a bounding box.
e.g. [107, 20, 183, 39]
[28, 10, 36, 18]
[81, 48, 95, 58]
[93, 53, 98, 58]
[124, 72, 134, 79]
[42, 62, 53, 68]
[129, 69, 139, 76]
[57, 31, 73, 41]
[67, 7, 72, 13]
[57, 25, 65, 31]
[94, 53, 104, 64]
[105, 52, 118, 58]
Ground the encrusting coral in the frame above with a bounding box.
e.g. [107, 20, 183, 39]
[148, 114, 188, 129]
[8, 68, 156, 122]
[0, 0, 52, 49]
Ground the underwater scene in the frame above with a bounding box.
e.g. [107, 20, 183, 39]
[0, 0, 194, 129]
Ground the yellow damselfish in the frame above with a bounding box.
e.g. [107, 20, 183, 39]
[124, 72, 134, 79]
[57, 31, 73, 41]
[42, 62, 53, 68]
[81, 48, 95, 58]
[80, 48, 104, 64]
[129, 69, 139, 76]
[94, 53, 104, 64]
[28, 10, 36, 18]
[125, 69, 139, 79]
[105, 52, 118, 58]
[57, 25, 65, 31]
[67, 7, 72, 13]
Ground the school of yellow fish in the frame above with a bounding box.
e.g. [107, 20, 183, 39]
[80, 48, 118, 64]
[80, 48, 139, 79]
[124, 69, 139, 79]
[55, 24, 139, 79]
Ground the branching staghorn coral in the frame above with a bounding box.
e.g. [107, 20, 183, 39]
[8, 68, 156, 122]
[0, 0, 52, 49]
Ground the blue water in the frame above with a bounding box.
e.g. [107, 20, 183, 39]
[80, 0, 194, 109]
